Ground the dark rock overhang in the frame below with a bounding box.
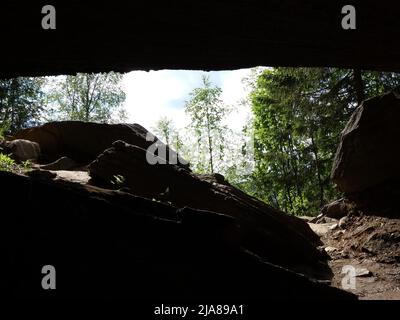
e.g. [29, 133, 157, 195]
[1, 0, 400, 78]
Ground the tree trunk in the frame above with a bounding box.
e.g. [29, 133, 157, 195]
[311, 134, 324, 208]
[206, 109, 214, 173]
[208, 131, 214, 173]
[280, 156, 294, 213]
[353, 69, 365, 106]
[85, 107, 90, 122]
[287, 133, 304, 205]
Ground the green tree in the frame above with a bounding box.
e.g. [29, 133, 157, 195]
[250, 67, 400, 215]
[0, 77, 46, 134]
[48, 72, 126, 123]
[152, 116, 185, 158]
[153, 117, 175, 146]
[185, 75, 230, 173]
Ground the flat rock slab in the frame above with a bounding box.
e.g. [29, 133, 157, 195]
[308, 222, 338, 237]
[51, 170, 90, 184]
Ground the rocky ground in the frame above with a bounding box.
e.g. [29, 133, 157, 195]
[309, 214, 400, 299]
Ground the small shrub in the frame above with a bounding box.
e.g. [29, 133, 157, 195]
[0, 153, 15, 172]
[22, 160, 33, 171]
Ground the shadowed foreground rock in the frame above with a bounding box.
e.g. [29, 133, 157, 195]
[0, 171, 355, 299]
[90, 140, 327, 279]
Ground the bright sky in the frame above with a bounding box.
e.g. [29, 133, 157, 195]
[122, 68, 254, 132]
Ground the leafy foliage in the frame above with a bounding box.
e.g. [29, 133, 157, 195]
[0, 153, 15, 172]
[21, 160, 33, 171]
[185, 75, 231, 173]
[0, 77, 46, 134]
[0, 153, 34, 174]
[152, 116, 185, 156]
[0, 121, 10, 139]
[249, 68, 400, 215]
[153, 117, 174, 146]
[47, 72, 126, 123]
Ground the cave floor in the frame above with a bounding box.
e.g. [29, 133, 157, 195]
[318, 214, 400, 300]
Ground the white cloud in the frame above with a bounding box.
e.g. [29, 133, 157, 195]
[122, 69, 254, 133]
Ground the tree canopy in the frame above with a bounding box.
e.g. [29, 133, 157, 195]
[185, 75, 231, 173]
[249, 68, 400, 215]
[47, 72, 126, 123]
[0, 77, 45, 135]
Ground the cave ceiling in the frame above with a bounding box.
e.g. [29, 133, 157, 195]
[1, 1, 399, 78]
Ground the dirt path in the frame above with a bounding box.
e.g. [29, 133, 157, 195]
[329, 257, 400, 299]
[315, 214, 400, 299]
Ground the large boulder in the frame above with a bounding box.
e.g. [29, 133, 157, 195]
[0, 139, 41, 162]
[331, 91, 400, 194]
[89, 140, 328, 279]
[0, 171, 355, 300]
[317, 198, 353, 221]
[10, 121, 187, 166]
